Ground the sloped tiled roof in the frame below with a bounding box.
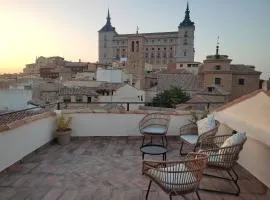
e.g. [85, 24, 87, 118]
[60, 87, 98, 97]
[187, 94, 225, 104]
[157, 73, 198, 91]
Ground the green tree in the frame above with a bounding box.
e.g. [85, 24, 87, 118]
[149, 87, 190, 108]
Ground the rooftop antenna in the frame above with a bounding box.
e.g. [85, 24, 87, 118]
[136, 25, 139, 35]
[216, 36, 220, 56]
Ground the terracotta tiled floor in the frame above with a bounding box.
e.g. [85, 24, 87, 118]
[0, 137, 269, 200]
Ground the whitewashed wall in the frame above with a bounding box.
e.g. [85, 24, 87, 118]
[70, 113, 191, 137]
[96, 67, 123, 83]
[238, 138, 270, 188]
[0, 117, 55, 172]
[99, 85, 145, 110]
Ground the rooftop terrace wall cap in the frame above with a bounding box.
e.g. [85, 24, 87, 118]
[215, 89, 265, 112]
[0, 111, 55, 134]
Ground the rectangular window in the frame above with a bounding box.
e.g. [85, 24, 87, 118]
[131, 41, 135, 52]
[215, 78, 221, 85]
[180, 64, 183, 67]
[208, 87, 213, 92]
[239, 79, 245, 85]
[136, 41, 139, 52]
[187, 64, 191, 67]
[215, 65, 221, 70]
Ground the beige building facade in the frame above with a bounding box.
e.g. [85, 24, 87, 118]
[198, 46, 261, 100]
[98, 3, 195, 81]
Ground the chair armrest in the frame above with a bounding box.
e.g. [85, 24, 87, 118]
[180, 123, 198, 136]
[200, 134, 232, 150]
[197, 125, 219, 144]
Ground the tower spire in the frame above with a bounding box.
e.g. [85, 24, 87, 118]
[99, 9, 115, 32]
[179, 1, 194, 28]
[107, 9, 111, 21]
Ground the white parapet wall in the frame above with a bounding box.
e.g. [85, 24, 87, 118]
[238, 137, 270, 188]
[70, 113, 191, 137]
[0, 117, 55, 172]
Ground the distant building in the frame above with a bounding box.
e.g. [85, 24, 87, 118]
[40, 67, 72, 80]
[59, 86, 98, 103]
[65, 62, 89, 75]
[23, 63, 40, 75]
[157, 69, 198, 97]
[32, 82, 60, 104]
[23, 56, 100, 80]
[179, 85, 230, 111]
[98, 3, 195, 89]
[198, 45, 261, 100]
[99, 84, 145, 110]
[96, 67, 123, 83]
[167, 61, 200, 74]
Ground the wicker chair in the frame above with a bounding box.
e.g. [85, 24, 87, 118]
[142, 152, 208, 200]
[179, 121, 220, 155]
[199, 134, 247, 196]
[139, 113, 171, 147]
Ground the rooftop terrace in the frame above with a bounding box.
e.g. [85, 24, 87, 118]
[0, 137, 269, 200]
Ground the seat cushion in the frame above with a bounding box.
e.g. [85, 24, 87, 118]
[219, 132, 246, 157]
[148, 163, 197, 190]
[180, 135, 198, 144]
[141, 125, 167, 135]
[202, 151, 222, 163]
[221, 132, 247, 149]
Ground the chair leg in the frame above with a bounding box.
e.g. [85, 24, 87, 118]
[165, 135, 168, 147]
[195, 191, 201, 200]
[146, 180, 152, 200]
[179, 140, 187, 155]
[169, 195, 172, 200]
[227, 170, 240, 195]
[141, 135, 145, 147]
[200, 169, 240, 196]
[193, 145, 197, 152]
[161, 136, 165, 147]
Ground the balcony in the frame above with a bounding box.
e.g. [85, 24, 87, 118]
[0, 109, 269, 199]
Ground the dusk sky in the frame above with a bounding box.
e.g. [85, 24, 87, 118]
[0, 0, 269, 79]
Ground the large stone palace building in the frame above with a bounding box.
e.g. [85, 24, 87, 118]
[98, 3, 195, 88]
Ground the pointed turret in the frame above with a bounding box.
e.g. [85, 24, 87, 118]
[107, 9, 111, 21]
[179, 2, 194, 28]
[99, 9, 115, 32]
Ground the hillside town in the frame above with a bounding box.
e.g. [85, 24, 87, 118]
[1, 2, 270, 200]
[1, 5, 269, 112]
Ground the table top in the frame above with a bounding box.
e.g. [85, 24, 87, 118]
[140, 144, 167, 155]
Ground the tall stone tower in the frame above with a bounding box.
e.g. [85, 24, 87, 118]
[176, 3, 195, 62]
[126, 33, 146, 89]
[98, 9, 117, 64]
